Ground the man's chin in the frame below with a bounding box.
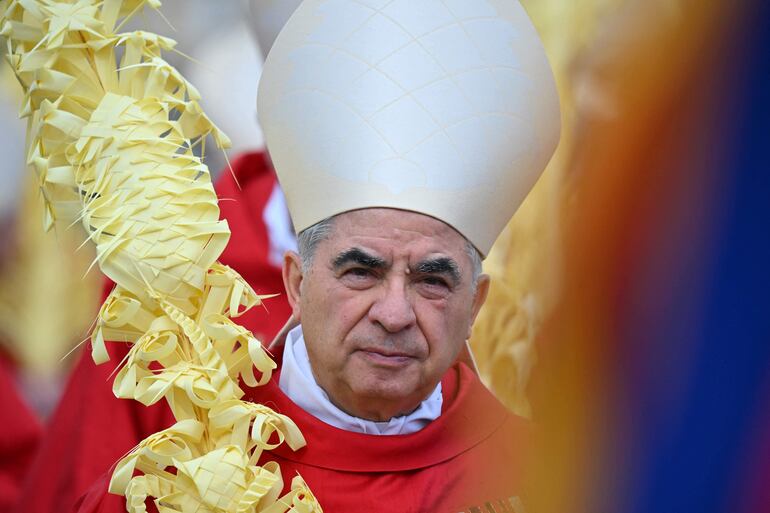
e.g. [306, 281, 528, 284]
[349, 375, 429, 412]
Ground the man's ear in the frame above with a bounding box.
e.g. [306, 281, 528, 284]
[467, 274, 490, 339]
[282, 250, 304, 320]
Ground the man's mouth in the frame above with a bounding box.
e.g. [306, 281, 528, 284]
[357, 348, 415, 367]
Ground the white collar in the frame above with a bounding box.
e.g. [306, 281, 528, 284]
[278, 325, 443, 435]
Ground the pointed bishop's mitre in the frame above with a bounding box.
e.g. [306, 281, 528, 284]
[258, 0, 560, 256]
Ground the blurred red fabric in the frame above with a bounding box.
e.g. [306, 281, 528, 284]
[0, 352, 41, 513]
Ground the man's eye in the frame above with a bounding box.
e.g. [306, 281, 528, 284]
[345, 267, 373, 279]
[421, 276, 449, 288]
[340, 267, 377, 289]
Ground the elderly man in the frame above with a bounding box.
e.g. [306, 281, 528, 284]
[74, 1, 559, 512]
[247, 0, 559, 510]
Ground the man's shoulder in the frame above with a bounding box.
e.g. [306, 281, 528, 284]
[446, 362, 531, 426]
[444, 361, 533, 454]
[432, 364, 532, 512]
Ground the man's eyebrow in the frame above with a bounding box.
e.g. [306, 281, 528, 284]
[332, 248, 387, 269]
[414, 257, 461, 285]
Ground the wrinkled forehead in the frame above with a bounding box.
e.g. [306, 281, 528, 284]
[323, 208, 471, 261]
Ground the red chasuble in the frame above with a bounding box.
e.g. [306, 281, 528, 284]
[245, 362, 532, 513]
[14, 152, 292, 513]
[73, 359, 532, 513]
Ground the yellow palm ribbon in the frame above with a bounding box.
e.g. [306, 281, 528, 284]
[0, 1, 322, 510]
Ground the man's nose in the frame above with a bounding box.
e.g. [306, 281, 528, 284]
[368, 281, 416, 333]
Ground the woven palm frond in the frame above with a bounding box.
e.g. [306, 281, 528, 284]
[0, 1, 321, 510]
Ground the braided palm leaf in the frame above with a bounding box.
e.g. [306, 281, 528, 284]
[0, 1, 322, 511]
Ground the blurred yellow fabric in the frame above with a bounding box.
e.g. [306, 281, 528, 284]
[0, 66, 100, 392]
[470, 0, 632, 417]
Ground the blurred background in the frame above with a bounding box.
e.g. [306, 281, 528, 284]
[0, 1, 768, 512]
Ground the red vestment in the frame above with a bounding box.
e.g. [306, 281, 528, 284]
[74, 359, 531, 513]
[14, 152, 292, 513]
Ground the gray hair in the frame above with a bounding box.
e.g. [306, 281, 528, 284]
[297, 216, 337, 273]
[465, 240, 483, 289]
[297, 215, 484, 288]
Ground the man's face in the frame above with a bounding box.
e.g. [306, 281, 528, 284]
[283, 208, 489, 421]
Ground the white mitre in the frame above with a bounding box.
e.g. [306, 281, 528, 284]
[258, 0, 560, 256]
